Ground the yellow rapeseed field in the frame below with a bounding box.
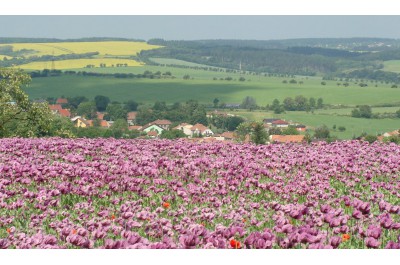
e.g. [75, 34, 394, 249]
[0, 41, 161, 57]
[15, 58, 143, 70]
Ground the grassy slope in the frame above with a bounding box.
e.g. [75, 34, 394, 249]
[26, 66, 400, 106]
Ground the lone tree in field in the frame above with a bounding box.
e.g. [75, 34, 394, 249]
[0, 68, 53, 137]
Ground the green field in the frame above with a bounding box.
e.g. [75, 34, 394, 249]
[26, 64, 400, 106]
[383, 60, 400, 73]
[224, 110, 400, 139]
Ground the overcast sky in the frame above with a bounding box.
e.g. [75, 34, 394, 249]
[1, 16, 400, 41]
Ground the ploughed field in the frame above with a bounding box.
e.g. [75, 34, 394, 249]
[0, 138, 399, 249]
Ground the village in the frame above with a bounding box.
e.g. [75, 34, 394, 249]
[47, 97, 400, 144]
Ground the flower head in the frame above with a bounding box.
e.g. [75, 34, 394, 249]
[162, 202, 170, 209]
[230, 239, 241, 249]
[342, 234, 350, 242]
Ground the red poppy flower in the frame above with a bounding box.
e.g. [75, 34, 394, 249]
[72, 229, 77, 235]
[230, 239, 241, 249]
[342, 234, 350, 242]
[162, 202, 170, 209]
[6, 228, 11, 234]
[110, 214, 116, 220]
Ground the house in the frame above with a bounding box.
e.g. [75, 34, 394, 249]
[56, 98, 68, 105]
[263, 118, 280, 124]
[173, 123, 193, 136]
[225, 103, 241, 109]
[221, 131, 237, 141]
[97, 112, 105, 120]
[59, 109, 71, 118]
[128, 125, 143, 131]
[142, 124, 164, 135]
[270, 135, 305, 143]
[190, 123, 214, 137]
[151, 119, 172, 130]
[127, 111, 137, 125]
[75, 118, 93, 128]
[383, 129, 400, 137]
[49, 104, 63, 113]
[295, 124, 307, 132]
[146, 131, 159, 139]
[100, 120, 111, 128]
[271, 119, 290, 128]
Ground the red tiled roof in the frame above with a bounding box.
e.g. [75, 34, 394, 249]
[270, 135, 305, 143]
[59, 109, 71, 118]
[100, 120, 110, 128]
[56, 98, 68, 104]
[49, 104, 63, 111]
[221, 131, 236, 139]
[147, 131, 158, 137]
[127, 112, 137, 120]
[190, 123, 209, 133]
[129, 125, 142, 131]
[97, 112, 105, 120]
[272, 119, 289, 125]
[152, 119, 172, 125]
[85, 120, 94, 127]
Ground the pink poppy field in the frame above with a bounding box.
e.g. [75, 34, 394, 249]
[0, 138, 399, 249]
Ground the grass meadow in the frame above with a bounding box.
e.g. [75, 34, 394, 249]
[229, 110, 399, 139]
[26, 67, 400, 107]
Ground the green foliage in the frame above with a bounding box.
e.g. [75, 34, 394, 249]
[66, 96, 88, 110]
[352, 105, 372, 118]
[105, 103, 128, 121]
[213, 98, 219, 108]
[241, 96, 257, 110]
[383, 135, 400, 144]
[314, 125, 330, 139]
[251, 122, 268, 145]
[364, 134, 378, 143]
[235, 122, 253, 142]
[94, 95, 110, 112]
[125, 100, 139, 111]
[338, 126, 346, 132]
[396, 109, 400, 118]
[0, 68, 54, 137]
[108, 118, 128, 138]
[281, 126, 299, 135]
[76, 101, 97, 119]
[209, 115, 245, 131]
[160, 129, 186, 139]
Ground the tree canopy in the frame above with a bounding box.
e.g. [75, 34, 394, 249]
[0, 68, 53, 137]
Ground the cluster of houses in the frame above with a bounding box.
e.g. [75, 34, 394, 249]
[128, 119, 216, 139]
[48, 98, 310, 143]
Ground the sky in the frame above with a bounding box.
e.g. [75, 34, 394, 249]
[1, 16, 400, 41]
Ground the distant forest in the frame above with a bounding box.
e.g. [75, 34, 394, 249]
[141, 38, 400, 81]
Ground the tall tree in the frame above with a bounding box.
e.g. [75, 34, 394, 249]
[251, 122, 268, 145]
[0, 68, 53, 137]
[94, 95, 110, 112]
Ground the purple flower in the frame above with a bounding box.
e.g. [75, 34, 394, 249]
[330, 236, 341, 249]
[365, 237, 380, 248]
[0, 239, 9, 249]
[366, 225, 382, 239]
[179, 234, 199, 249]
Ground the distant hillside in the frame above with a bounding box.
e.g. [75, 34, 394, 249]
[142, 38, 400, 79]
